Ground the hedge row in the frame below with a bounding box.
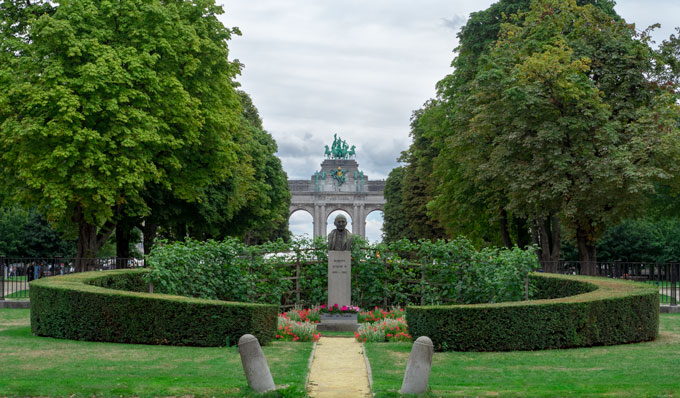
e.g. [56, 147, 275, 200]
[30, 269, 277, 347]
[407, 273, 659, 351]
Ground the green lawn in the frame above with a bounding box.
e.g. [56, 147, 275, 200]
[4, 275, 28, 282]
[366, 314, 680, 398]
[4, 289, 29, 299]
[0, 309, 312, 397]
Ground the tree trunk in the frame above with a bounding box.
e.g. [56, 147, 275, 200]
[116, 222, 132, 268]
[73, 206, 97, 272]
[576, 226, 597, 276]
[499, 208, 513, 249]
[76, 219, 98, 272]
[143, 221, 159, 256]
[73, 206, 116, 272]
[536, 215, 561, 273]
[514, 216, 530, 249]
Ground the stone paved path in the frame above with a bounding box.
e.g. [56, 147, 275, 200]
[307, 337, 371, 398]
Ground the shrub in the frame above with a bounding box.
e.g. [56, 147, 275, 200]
[30, 269, 277, 347]
[407, 273, 659, 351]
[144, 236, 540, 309]
[144, 238, 297, 304]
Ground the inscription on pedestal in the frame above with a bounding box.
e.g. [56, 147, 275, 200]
[328, 250, 351, 307]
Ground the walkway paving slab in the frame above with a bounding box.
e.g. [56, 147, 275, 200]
[307, 337, 371, 398]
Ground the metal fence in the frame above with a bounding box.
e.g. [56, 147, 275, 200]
[542, 261, 680, 306]
[3, 255, 677, 307]
[0, 257, 143, 300]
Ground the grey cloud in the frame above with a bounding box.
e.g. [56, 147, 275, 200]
[442, 14, 467, 31]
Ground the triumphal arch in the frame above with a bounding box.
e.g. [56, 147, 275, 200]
[288, 135, 386, 238]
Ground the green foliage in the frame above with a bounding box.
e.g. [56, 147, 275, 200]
[0, 207, 76, 257]
[561, 218, 680, 262]
[399, 101, 447, 241]
[145, 238, 295, 304]
[146, 235, 539, 308]
[392, 0, 680, 267]
[0, 0, 243, 257]
[407, 273, 659, 351]
[149, 90, 291, 246]
[382, 166, 413, 242]
[30, 269, 277, 347]
[459, 0, 680, 266]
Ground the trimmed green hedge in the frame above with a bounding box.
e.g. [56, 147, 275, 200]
[407, 273, 659, 351]
[30, 269, 277, 347]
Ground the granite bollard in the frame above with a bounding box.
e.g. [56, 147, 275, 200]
[238, 334, 276, 393]
[400, 336, 434, 395]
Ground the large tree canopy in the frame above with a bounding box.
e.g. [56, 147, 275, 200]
[0, 0, 243, 263]
[390, 0, 680, 271]
[161, 91, 291, 245]
[454, 0, 680, 273]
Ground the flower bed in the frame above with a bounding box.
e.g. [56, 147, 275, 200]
[355, 317, 412, 343]
[278, 306, 412, 343]
[319, 304, 360, 314]
[284, 307, 320, 323]
[358, 307, 405, 323]
[275, 315, 320, 342]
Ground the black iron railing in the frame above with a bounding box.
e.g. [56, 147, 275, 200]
[3, 255, 676, 308]
[0, 257, 143, 300]
[541, 261, 680, 306]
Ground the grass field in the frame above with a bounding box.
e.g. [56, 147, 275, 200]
[4, 275, 28, 282]
[4, 308, 680, 397]
[3, 289, 29, 299]
[0, 309, 313, 397]
[366, 313, 680, 397]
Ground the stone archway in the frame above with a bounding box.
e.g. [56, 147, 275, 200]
[288, 140, 385, 239]
[363, 208, 385, 242]
[288, 207, 314, 237]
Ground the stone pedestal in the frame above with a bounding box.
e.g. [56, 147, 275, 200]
[319, 250, 358, 332]
[327, 250, 351, 307]
[317, 313, 359, 332]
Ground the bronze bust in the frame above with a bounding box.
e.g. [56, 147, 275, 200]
[328, 214, 352, 251]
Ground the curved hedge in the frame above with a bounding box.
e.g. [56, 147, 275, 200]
[30, 269, 277, 347]
[407, 273, 659, 351]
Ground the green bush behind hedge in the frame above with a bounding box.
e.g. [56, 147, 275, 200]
[145, 236, 540, 308]
[30, 269, 277, 347]
[407, 273, 659, 351]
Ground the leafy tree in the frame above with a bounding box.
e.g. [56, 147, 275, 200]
[426, 0, 679, 273]
[0, 0, 243, 266]
[0, 207, 76, 258]
[429, 0, 562, 250]
[399, 101, 447, 241]
[382, 166, 413, 242]
[460, 0, 679, 274]
[562, 218, 680, 263]
[143, 91, 290, 246]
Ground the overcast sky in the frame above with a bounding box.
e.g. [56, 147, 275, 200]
[218, 0, 680, 240]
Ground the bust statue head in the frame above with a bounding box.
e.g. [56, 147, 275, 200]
[329, 214, 351, 251]
[334, 214, 347, 232]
